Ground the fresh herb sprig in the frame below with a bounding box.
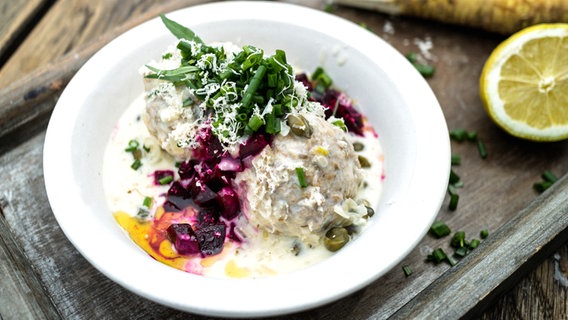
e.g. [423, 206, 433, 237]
[146, 15, 305, 147]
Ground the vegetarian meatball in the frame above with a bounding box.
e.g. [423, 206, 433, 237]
[233, 112, 366, 245]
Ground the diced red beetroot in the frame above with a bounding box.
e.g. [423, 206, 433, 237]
[217, 187, 239, 220]
[166, 223, 200, 255]
[178, 160, 198, 180]
[227, 222, 242, 242]
[321, 89, 364, 136]
[193, 185, 218, 208]
[217, 157, 243, 172]
[239, 134, 270, 158]
[195, 223, 226, 256]
[164, 181, 193, 212]
[153, 170, 175, 185]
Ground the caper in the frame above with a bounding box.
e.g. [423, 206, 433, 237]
[365, 206, 375, 218]
[132, 148, 142, 160]
[324, 227, 350, 252]
[358, 155, 371, 168]
[287, 114, 313, 138]
[353, 142, 365, 152]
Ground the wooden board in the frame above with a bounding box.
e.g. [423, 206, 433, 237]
[2, 1, 568, 319]
[0, 0, 47, 67]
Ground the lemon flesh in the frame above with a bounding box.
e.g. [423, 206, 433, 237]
[480, 24, 568, 141]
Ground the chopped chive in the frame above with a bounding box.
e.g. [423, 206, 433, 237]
[142, 196, 153, 208]
[247, 115, 264, 131]
[125, 139, 140, 152]
[295, 167, 308, 188]
[477, 139, 487, 159]
[430, 221, 451, 238]
[451, 154, 461, 166]
[413, 63, 435, 77]
[323, 3, 335, 13]
[542, 170, 558, 183]
[158, 175, 174, 185]
[449, 129, 467, 142]
[450, 231, 466, 248]
[449, 169, 460, 184]
[131, 159, 142, 170]
[447, 185, 458, 196]
[469, 239, 480, 249]
[452, 180, 464, 188]
[533, 181, 552, 193]
[402, 265, 413, 277]
[480, 229, 489, 239]
[430, 248, 447, 263]
[466, 131, 478, 141]
[448, 193, 459, 211]
[454, 246, 468, 258]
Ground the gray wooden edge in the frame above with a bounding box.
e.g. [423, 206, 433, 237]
[391, 173, 568, 319]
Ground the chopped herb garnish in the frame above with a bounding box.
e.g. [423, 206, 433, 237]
[533, 181, 552, 193]
[450, 231, 466, 248]
[480, 229, 489, 239]
[142, 196, 153, 208]
[454, 246, 468, 258]
[405, 52, 435, 78]
[448, 193, 459, 211]
[131, 159, 142, 170]
[451, 154, 461, 166]
[533, 170, 559, 193]
[402, 265, 413, 277]
[542, 170, 558, 183]
[295, 167, 308, 188]
[449, 128, 467, 142]
[477, 139, 487, 159]
[430, 221, 451, 238]
[125, 139, 140, 152]
[159, 175, 174, 185]
[428, 248, 454, 265]
[449, 169, 460, 184]
[469, 239, 480, 249]
[160, 14, 204, 44]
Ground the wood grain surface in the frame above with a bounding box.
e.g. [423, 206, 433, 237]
[0, 0, 49, 67]
[2, 0, 568, 319]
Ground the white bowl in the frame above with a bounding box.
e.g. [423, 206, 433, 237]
[44, 1, 449, 317]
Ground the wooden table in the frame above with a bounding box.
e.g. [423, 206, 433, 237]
[2, 1, 568, 319]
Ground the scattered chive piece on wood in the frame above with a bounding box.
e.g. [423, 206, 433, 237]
[477, 139, 488, 159]
[449, 169, 460, 184]
[403, 265, 413, 277]
[448, 193, 459, 211]
[450, 231, 466, 248]
[469, 239, 480, 249]
[480, 229, 489, 239]
[451, 154, 461, 165]
[454, 246, 468, 258]
[449, 128, 467, 142]
[430, 221, 451, 238]
[542, 170, 558, 183]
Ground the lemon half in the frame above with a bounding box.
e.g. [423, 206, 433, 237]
[480, 24, 568, 141]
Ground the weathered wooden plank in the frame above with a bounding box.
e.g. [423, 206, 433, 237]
[0, 0, 216, 140]
[0, 213, 62, 320]
[391, 173, 568, 319]
[0, 0, 49, 67]
[0, 0, 215, 89]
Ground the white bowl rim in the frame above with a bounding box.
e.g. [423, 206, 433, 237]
[43, 1, 450, 317]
